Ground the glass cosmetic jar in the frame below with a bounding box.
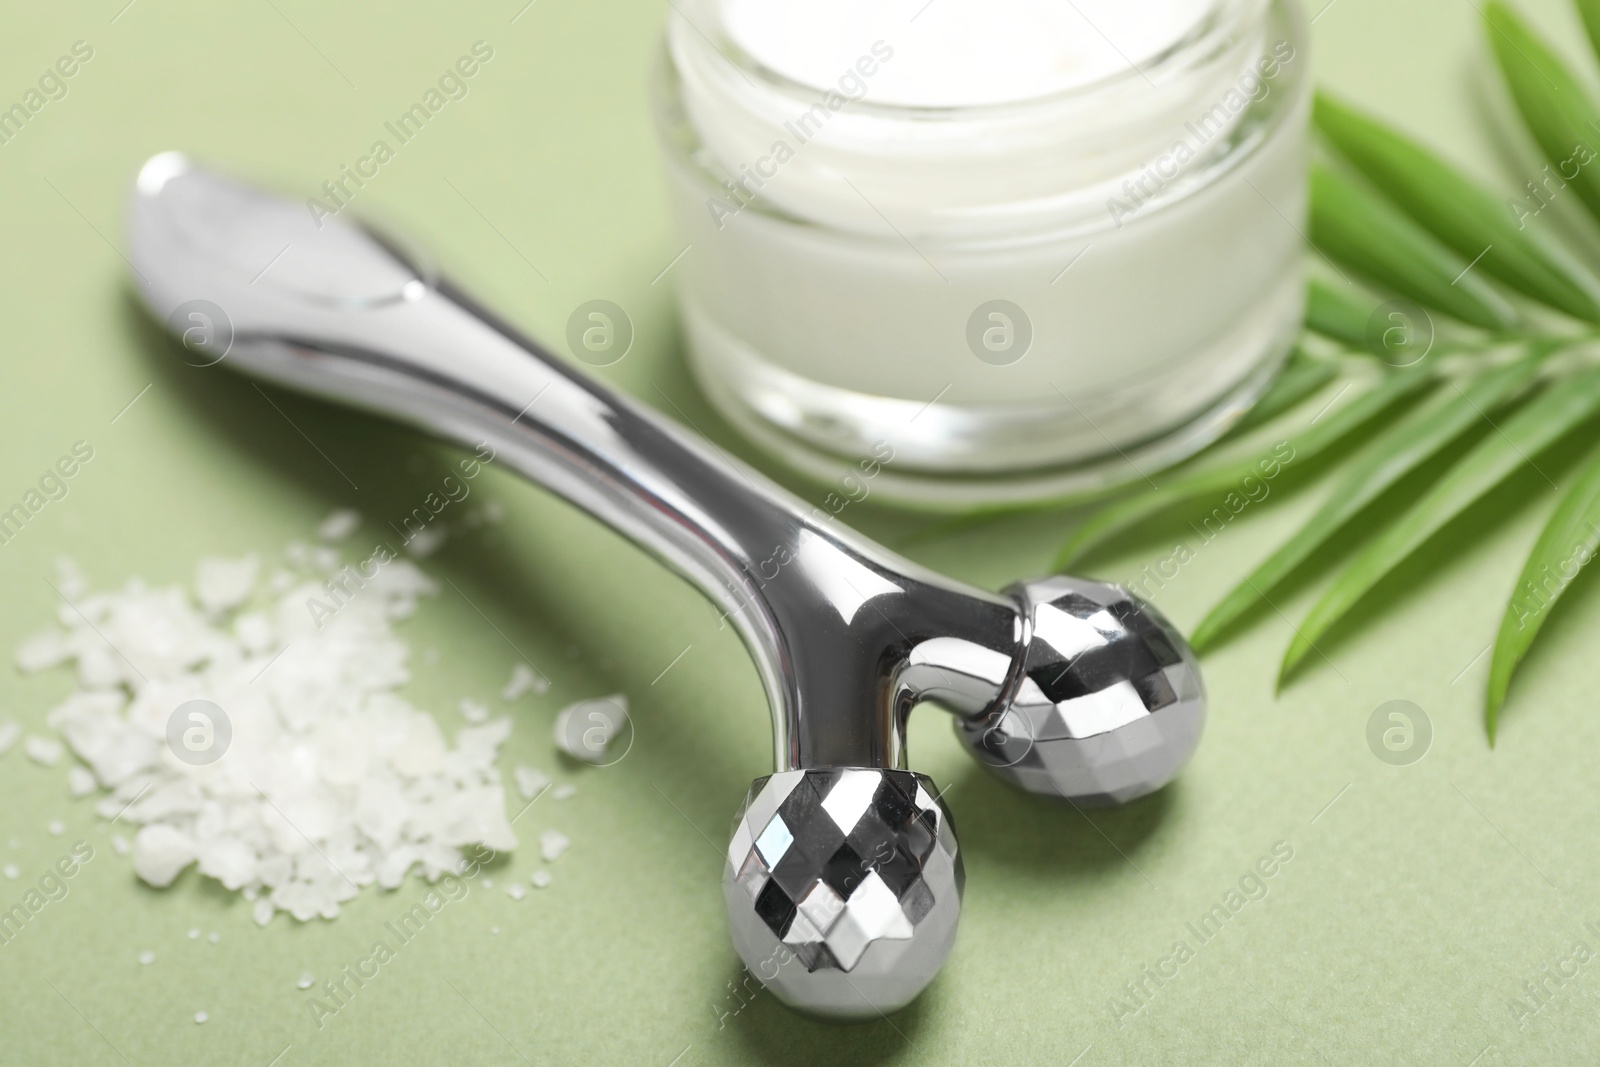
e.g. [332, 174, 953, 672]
[652, 0, 1310, 506]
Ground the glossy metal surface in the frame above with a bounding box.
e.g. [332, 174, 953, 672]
[123, 153, 1207, 1017]
[123, 152, 1023, 776]
[726, 769, 961, 1018]
[956, 577, 1206, 805]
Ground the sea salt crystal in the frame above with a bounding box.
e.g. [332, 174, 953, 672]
[507, 883, 526, 900]
[46, 820, 65, 836]
[55, 557, 87, 600]
[317, 509, 361, 542]
[15, 629, 71, 674]
[0, 721, 19, 757]
[110, 834, 129, 856]
[553, 695, 629, 764]
[501, 663, 548, 702]
[553, 784, 576, 801]
[194, 1012, 208, 1025]
[531, 870, 551, 889]
[187, 928, 200, 940]
[133, 826, 196, 887]
[23, 537, 522, 924]
[459, 698, 489, 725]
[25, 736, 62, 766]
[138, 951, 155, 965]
[233, 612, 274, 653]
[68, 767, 97, 798]
[208, 932, 220, 944]
[2, 865, 17, 880]
[540, 830, 570, 863]
[194, 555, 258, 614]
[514, 766, 549, 801]
[297, 972, 314, 990]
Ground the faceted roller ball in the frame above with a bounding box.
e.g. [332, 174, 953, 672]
[957, 575, 1206, 806]
[724, 768, 963, 1020]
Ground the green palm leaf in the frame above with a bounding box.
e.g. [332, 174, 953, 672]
[1484, 1, 1600, 225]
[1281, 364, 1600, 683]
[1304, 279, 1377, 348]
[1579, 0, 1600, 62]
[937, 0, 1600, 741]
[1225, 349, 1340, 437]
[1054, 364, 1438, 569]
[1316, 92, 1600, 321]
[1311, 165, 1520, 332]
[1193, 351, 1547, 650]
[1486, 443, 1600, 739]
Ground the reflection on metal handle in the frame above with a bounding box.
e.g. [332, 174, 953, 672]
[125, 152, 1025, 773]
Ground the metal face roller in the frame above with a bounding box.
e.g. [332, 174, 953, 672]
[124, 153, 1206, 1020]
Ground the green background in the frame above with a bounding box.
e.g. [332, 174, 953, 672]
[3, 0, 1599, 1063]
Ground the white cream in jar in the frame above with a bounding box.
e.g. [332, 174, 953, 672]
[653, 0, 1310, 505]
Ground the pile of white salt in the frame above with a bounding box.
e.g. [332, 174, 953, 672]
[15, 529, 519, 924]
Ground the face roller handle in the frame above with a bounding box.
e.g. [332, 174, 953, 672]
[125, 152, 1024, 773]
[125, 153, 1023, 1016]
[124, 154, 1207, 1018]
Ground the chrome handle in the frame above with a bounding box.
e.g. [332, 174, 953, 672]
[125, 153, 1025, 777]
[124, 152, 1205, 1019]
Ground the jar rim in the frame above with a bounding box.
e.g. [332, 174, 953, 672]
[652, 0, 1310, 245]
[671, 0, 1269, 120]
